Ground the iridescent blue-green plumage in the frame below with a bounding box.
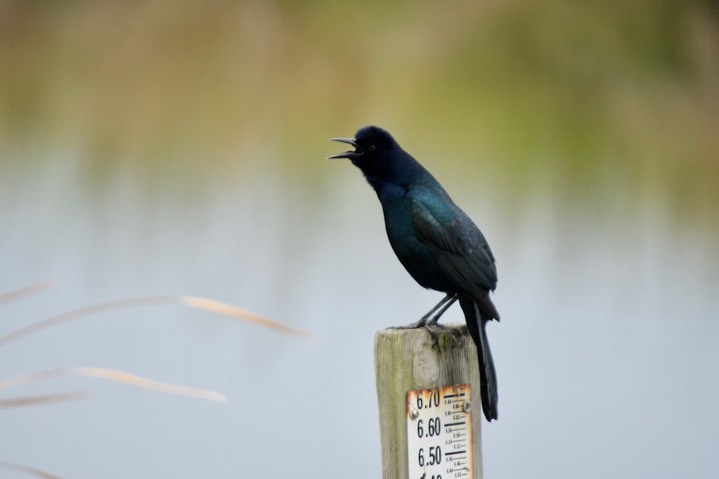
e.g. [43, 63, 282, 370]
[330, 126, 500, 421]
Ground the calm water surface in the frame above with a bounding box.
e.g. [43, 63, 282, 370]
[1, 153, 717, 478]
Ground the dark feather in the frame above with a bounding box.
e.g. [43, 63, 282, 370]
[460, 296, 498, 421]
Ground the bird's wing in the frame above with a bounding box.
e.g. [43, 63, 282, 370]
[410, 195, 467, 256]
[410, 188, 498, 292]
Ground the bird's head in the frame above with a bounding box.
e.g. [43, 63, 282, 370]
[328, 125, 401, 178]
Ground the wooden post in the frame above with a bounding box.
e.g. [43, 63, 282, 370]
[375, 324, 483, 479]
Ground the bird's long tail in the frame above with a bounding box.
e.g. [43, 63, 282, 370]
[459, 296, 498, 421]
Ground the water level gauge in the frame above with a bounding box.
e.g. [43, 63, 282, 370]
[407, 384, 473, 479]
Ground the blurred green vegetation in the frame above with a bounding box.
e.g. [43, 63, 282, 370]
[0, 0, 717, 225]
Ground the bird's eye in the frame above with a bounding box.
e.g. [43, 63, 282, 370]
[368, 145, 376, 152]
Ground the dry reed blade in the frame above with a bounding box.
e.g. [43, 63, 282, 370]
[0, 281, 54, 305]
[0, 391, 91, 408]
[0, 367, 228, 404]
[0, 462, 63, 479]
[0, 294, 309, 348]
[180, 296, 310, 339]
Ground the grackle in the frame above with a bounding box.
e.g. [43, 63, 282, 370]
[329, 126, 500, 421]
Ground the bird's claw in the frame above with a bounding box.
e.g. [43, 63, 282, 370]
[424, 323, 443, 348]
[389, 319, 428, 330]
[427, 322, 465, 348]
[448, 325, 464, 339]
[388, 320, 448, 349]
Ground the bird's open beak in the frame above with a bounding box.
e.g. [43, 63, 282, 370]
[328, 137, 361, 160]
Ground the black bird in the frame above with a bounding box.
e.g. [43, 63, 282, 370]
[329, 126, 500, 421]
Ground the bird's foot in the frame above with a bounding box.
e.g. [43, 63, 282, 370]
[431, 320, 464, 339]
[389, 294, 459, 331]
[389, 319, 428, 330]
[423, 316, 463, 337]
[389, 320, 460, 349]
[428, 322, 466, 348]
[388, 319, 443, 347]
[424, 323, 444, 348]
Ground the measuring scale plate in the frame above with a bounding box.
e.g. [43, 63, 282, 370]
[406, 384, 473, 479]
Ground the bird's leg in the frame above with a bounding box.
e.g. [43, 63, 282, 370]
[423, 294, 462, 345]
[389, 293, 461, 349]
[425, 294, 458, 326]
[391, 293, 457, 330]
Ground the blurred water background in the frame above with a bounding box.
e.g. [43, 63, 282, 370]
[1, 1, 718, 478]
